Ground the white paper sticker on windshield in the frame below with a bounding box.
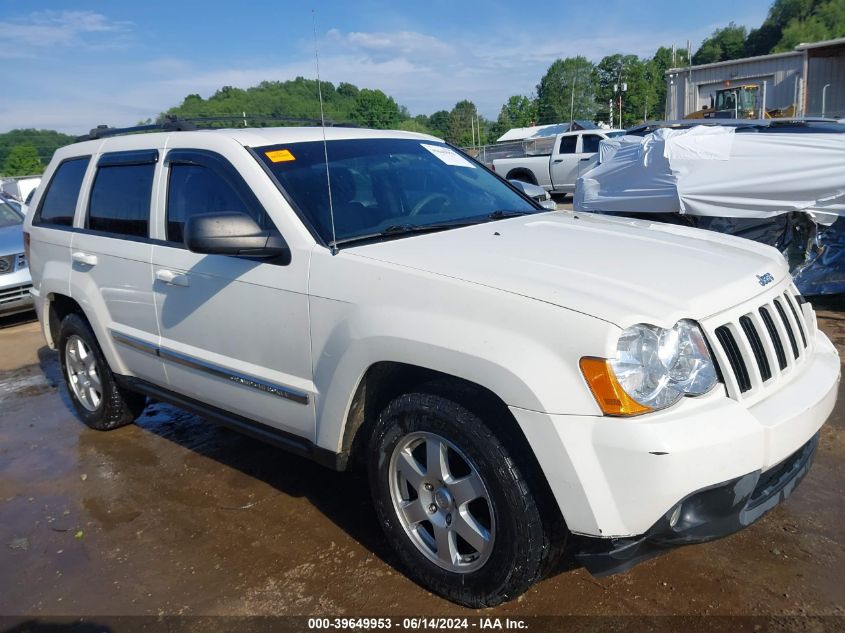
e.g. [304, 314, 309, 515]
[421, 143, 476, 169]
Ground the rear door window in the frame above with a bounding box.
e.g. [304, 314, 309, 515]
[581, 135, 604, 154]
[34, 157, 90, 226]
[87, 152, 156, 238]
[557, 136, 577, 154]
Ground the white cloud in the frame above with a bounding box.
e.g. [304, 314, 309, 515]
[0, 10, 131, 59]
[0, 12, 776, 134]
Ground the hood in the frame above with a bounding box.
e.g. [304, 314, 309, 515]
[0, 224, 23, 257]
[346, 211, 788, 327]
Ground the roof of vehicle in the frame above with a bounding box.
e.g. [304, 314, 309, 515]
[59, 126, 443, 157]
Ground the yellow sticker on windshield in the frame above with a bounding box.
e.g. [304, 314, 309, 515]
[265, 149, 295, 163]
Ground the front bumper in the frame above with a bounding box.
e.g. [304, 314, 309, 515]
[573, 430, 819, 575]
[509, 328, 839, 556]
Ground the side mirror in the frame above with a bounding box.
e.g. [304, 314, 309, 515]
[509, 179, 557, 210]
[184, 212, 289, 259]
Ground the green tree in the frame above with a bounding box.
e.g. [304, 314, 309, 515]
[647, 46, 689, 120]
[775, 0, 845, 50]
[2, 144, 43, 176]
[536, 56, 596, 124]
[491, 95, 539, 138]
[351, 89, 400, 128]
[427, 110, 450, 139]
[746, 0, 813, 55]
[692, 22, 748, 64]
[446, 100, 479, 146]
[0, 129, 75, 167]
[397, 119, 432, 134]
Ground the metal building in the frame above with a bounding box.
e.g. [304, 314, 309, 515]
[665, 37, 845, 119]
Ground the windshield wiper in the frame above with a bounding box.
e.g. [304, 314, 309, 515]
[487, 209, 534, 219]
[332, 220, 480, 247]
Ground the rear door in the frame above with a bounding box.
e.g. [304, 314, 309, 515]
[69, 149, 165, 385]
[576, 133, 606, 179]
[549, 134, 580, 192]
[150, 145, 314, 438]
[28, 156, 90, 320]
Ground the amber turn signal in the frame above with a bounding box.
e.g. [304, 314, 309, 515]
[579, 357, 652, 416]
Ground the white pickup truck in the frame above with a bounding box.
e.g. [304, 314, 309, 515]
[493, 129, 624, 194]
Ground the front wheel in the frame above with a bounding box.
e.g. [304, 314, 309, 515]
[368, 393, 553, 607]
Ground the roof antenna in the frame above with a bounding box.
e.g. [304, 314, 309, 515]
[312, 9, 338, 255]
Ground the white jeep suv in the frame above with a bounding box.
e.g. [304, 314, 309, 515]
[25, 126, 840, 607]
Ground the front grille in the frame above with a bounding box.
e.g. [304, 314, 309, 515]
[709, 287, 811, 400]
[0, 252, 25, 275]
[0, 283, 32, 305]
[0, 255, 14, 275]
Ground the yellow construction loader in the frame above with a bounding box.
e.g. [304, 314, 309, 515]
[685, 84, 796, 120]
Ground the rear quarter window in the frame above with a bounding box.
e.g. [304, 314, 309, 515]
[34, 157, 90, 226]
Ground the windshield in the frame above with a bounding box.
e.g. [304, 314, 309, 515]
[605, 131, 626, 138]
[257, 138, 538, 245]
[0, 201, 23, 228]
[716, 88, 757, 113]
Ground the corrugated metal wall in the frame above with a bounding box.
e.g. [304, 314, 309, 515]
[805, 51, 845, 117]
[665, 53, 804, 119]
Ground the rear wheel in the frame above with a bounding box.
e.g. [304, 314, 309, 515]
[368, 392, 554, 607]
[58, 313, 146, 430]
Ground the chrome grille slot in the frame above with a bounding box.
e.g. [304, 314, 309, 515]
[760, 306, 787, 370]
[739, 315, 771, 382]
[784, 293, 807, 348]
[774, 299, 799, 360]
[715, 326, 751, 393]
[16, 253, 26, 269]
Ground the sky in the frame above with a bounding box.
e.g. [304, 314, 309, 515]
[0, 0, 773, 134]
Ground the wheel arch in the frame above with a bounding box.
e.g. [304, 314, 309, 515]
[344, 361, 569, 564]
[505, 168, 538, 185]
[45, 292, 87, 349]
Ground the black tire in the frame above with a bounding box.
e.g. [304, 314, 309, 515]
[506, 170, 537, 186]
[58, 313, 146, 430]
[368, 392, 555, 607]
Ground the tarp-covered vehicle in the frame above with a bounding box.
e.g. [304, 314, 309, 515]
[574, 121, 845, 295]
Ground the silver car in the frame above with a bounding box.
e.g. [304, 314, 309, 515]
[0, 200, 33, 317]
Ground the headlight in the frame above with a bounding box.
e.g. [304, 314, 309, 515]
[581, 320, 718, 416]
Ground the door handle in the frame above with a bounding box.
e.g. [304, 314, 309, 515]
[553, 159, 564, 163]
[72, 252, 98, 266]
[579, 158, 592, 162]
[156, 269, 190, 287]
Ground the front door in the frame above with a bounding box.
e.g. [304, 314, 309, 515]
[151, 149, 314, 438]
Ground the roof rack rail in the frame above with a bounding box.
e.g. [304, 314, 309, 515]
[76, 115, 198, 142]
[75, 114, 362, 143]
[181, 114, 346, 127]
